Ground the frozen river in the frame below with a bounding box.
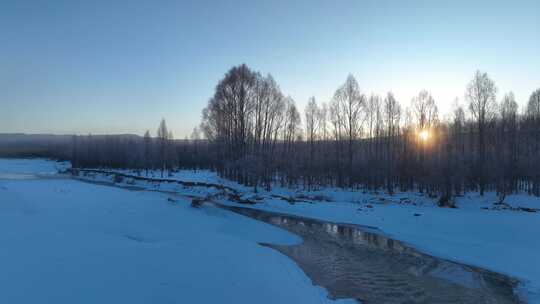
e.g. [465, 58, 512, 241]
[0, 159, 524, 303]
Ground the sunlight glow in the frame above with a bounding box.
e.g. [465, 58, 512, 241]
[418, 130, 430, 142]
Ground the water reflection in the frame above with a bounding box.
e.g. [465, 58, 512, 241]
[225, 206, 520, 304]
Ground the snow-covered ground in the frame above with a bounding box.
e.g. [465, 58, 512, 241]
[78, 167, 540, 303]
[5, 160, 539, 302]
[0, 158, 70, 175]
[0, 159, 354, 304]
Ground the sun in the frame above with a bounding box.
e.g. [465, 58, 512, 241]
[418, 130, 430, 142]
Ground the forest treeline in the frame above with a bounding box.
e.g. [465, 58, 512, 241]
[69, 64, 540, 203]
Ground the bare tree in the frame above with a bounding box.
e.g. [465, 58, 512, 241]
[305, 97, 320, 189]
[200, 64, 258, 181]
[65, 66, 540, 203]
[411, 90, 438, 131]
[496, 92, 518, 200]
[167, 130, 175, 174]
[143, 130, 152, 175]
[281, 97, 301, 186]
[157, 119, 169, 177]
[331, 75, 365, 186]
[411, 90, 438, 193]
[383, 92, 401, 193]
[526, 88, 540, 195]
[365, 94, 383, 189]
[450, 100, 466, 195]
[466, 70, 497, 195]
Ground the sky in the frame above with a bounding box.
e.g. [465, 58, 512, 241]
[1, 0, 539, 138]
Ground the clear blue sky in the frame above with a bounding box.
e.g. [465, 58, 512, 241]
[1, 0, 539, 137]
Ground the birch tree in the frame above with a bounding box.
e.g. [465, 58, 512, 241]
[466, 70, 497, 195]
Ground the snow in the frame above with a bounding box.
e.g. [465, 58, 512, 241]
[105, 168, 250, 191]
[79, 167, 540, 303]
[0, 158, 70, 175]
[222, 197, 540, 301]
[5, 160, 540, 303]
[0, 159, 355, 304]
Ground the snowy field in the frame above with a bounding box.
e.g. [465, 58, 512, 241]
[0, 158, 70, 175]
[79, 166, 540, 303]
[4, 159, 540, 303]
[0, 159, 354, 304]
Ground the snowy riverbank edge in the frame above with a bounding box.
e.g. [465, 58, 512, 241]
[0, 159, 358, 304]
[67, 166, 540, 303]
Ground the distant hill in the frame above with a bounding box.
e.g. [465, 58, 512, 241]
[0, 133, 142, 143]
[0, 133, 196, 159]
[0, 133, 72, 144]
[0, 133, 140, 159]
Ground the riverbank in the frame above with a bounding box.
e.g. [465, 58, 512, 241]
[72, 166, 540, 303]
[0, 159, 354, 304]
